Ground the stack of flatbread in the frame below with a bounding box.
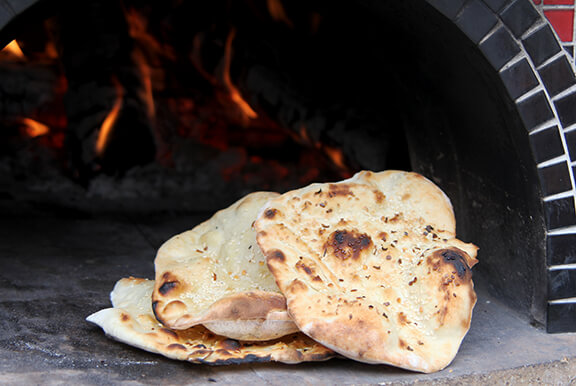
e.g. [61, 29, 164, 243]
[87, 170, 478, 372]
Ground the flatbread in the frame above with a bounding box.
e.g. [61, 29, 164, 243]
[87, 277, 335, 365]
[255, 170, 478, 373]
[152, 191, 299, 340]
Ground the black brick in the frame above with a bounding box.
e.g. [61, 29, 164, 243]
[549, 269, 576, 299]
[517, 91, 555, 131]
[500, 58, 539, 99]
[500, 0, 541, 38]
[548, 234, 576, 266]
[539, 56, 576, 98]
[529, 126, 565, 164]
[547, 303, 576, 333]
[484, 0, 510, 12]
[479, 26, 522, 70]
[538, 162, 572, 196]
[523, 25, 563, 67]
[544, 197, 576, 230]
[565, 129, 576, 160]
[456, 0, 499, 43]
[555, 93, 576, 128]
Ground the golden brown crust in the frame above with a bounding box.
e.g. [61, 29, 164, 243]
[150, 191, 299, 340]
[87, 278, 335, 365]
[255, 170, 478, 373]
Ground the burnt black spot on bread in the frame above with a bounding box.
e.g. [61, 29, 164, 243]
[167, 343, 187, 351]
[159, 281, 178, 295]
[151, 301, 166, 325]
[221, 339, 241, 351]
[264, 208, 278, 219]
[295, 260, 314, 276]
[326, 229, 373, 261]
[440, 248, 471, 278]
[267, 249, 286, 263]
[161, 328, 179, 338]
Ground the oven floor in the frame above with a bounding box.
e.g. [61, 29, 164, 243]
[0, 205, 575, 385]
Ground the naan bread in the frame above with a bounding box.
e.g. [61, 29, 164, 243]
[255, 170, 478, 373]
[87, 277, 335, 364]
[152, 191, 299, 340]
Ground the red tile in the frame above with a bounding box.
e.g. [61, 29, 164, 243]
[544, 0, 574, 4]
[544, 9, 575, 42]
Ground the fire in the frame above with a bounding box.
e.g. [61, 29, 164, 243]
[1, 40, 25, 59]
[266, 0, 293, 27]
[95, 78, 124, 157]
[222, 28, 258, 120]
[323, 145, 348, 170]
[20, 118, 49, 137]
[134, 50, 155, 120]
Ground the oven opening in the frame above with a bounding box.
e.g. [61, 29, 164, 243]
[1, 0, 575, 381]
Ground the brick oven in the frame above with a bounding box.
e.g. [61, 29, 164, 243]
[0, 0, 575, 382]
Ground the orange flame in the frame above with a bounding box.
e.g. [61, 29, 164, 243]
[1, 40, 25, 58]
[95, 78, 124, 156]
[20, 118, 49, 137]
[323, 145, 347, 170]
[222, 28, 258, 120]
[266, 0, 293, 27]
[133, 50, 155, 120]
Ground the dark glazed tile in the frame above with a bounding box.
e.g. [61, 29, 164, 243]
[523, 25, 563, 67]
[549, 269, 576, 299]
[426, 0, 466, 20]
[484, 0, 510, 12]
[529, 126, 565, 164]
[517, 91, 555, 131]
[547, 303, 576, 333]
[479, 26, 522, 70]
[538, 162, 572, 196]
[565, 129, 576, 160]
[544, 197, 576, 229]
[500, 0, 541, 38]
[456, 0, 499, 43]
[501, 58, 539, 99]
[548, 234, 576, 265]
[539, 56, 576, 98]
[555, 93, 576, 128]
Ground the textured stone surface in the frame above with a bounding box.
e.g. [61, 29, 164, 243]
[0, 207, 575, 384]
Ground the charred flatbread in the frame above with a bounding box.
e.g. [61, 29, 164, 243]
[87, 277, 335, 364]
[255, 170, 478, 373]
[152, 191, 299, 340]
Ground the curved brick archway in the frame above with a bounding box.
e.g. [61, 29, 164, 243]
[427, 0, 576, 332]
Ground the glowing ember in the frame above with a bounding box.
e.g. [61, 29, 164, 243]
[222, 28, 258, 120]
[95, 78, 124, 157]
[1, 40, 25, 59]
[20, 118, 50, 137]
